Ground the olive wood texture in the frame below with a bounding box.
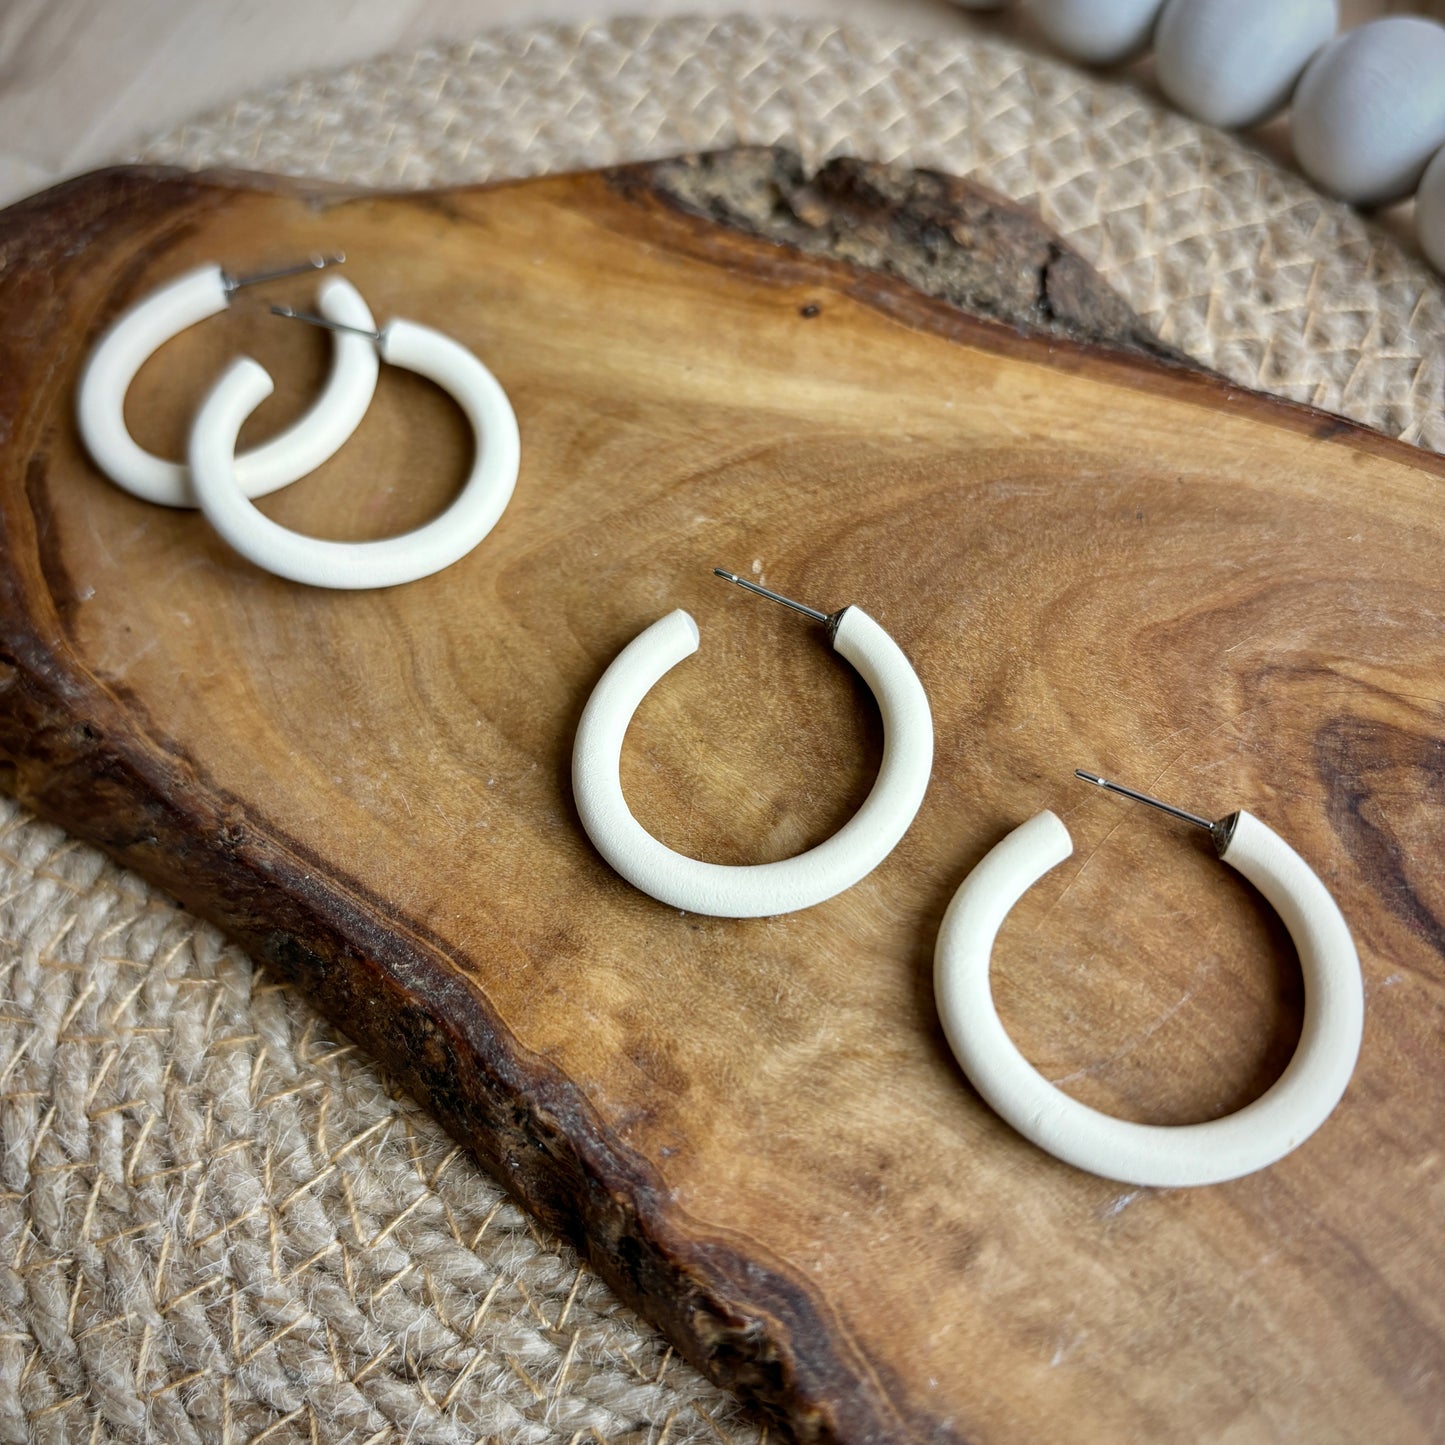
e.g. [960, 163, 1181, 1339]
[0, 152, 1442, 1445]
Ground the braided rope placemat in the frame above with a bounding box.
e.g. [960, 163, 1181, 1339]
[2, 15, 1441, 1443]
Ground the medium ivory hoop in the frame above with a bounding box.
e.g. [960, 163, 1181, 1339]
[933, 809, 1364, 1187]
[188, 319, 520, 590]
[572, 606, 933, 917]
[76, 267, 379, 508]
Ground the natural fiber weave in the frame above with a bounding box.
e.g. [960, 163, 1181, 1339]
[0, 802, 741, 1444]
[2, 14, 1441, 1443]
[141, 16, 1445, 453]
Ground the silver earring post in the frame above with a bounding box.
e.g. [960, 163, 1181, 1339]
[1075, 769, 1238, 853]
[221, 253, 346, 296]
[270, 305, 384, 345]
[712, 568, 840, 629]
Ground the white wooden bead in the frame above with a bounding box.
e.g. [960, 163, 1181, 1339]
[1155, 0, 1337, 130]
[1417, 145, 1445, 276]
[1292, 17, 1445, 206]
[1024, 0, 1165, 65]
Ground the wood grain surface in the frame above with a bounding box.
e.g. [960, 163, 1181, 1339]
[1, 154, 1442, 1444]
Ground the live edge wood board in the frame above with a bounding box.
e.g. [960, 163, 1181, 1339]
[1, 150, 1442, 1444]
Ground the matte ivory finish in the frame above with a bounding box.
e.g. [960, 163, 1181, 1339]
[3, 161, 1444, 1444]
[934, 810, 1365, 1187]
[77, 267, 378, 507]
[573, 606, 934, 916]
[189, 319, 520, 589]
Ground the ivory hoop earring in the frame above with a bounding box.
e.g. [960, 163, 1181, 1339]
[933, 771, 1364, 1188]
[187, 306, 520, 590]
[76, 256, 379, 508]
[572, 570, 933, 918]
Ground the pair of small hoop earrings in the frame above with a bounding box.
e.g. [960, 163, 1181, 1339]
[573, 572, 1365, 1188]
[76, 255, 520, 589]
[79, 267, 1363, 1187]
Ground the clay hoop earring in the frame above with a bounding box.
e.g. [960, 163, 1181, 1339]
[934, 770, 1364, 1188]
[76, 256, 379, 508]
[572, 570, 933, 918]
[187, 305, 520, 590]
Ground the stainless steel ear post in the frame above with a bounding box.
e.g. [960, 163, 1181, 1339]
[271, 304, 383, 344]
[712, 568, 843, 638]
[220, 252, 346, 297]
[1074, 769, 1240, 853]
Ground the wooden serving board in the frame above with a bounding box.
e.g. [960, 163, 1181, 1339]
[1, 151, 1442, 1444]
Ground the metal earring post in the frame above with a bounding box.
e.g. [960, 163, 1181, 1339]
[712, 568, 843, 632]
[1074, 769, 1238, 853]
[271, 306, 384, 344]
[221, 253, 346, 296]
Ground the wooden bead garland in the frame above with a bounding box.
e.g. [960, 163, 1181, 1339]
[1292, 18, 1445, 206]
[951, 0, 1445, 276]
[1419, 146, 1445, 276]
[1024, 0, 1165, 66]
[1155, 0, 1338, 131]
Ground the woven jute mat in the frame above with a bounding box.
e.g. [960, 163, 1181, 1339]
[2, 15, 1442, 1443]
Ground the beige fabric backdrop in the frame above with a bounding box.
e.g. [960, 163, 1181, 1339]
[1, 15, 1441, 1443]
